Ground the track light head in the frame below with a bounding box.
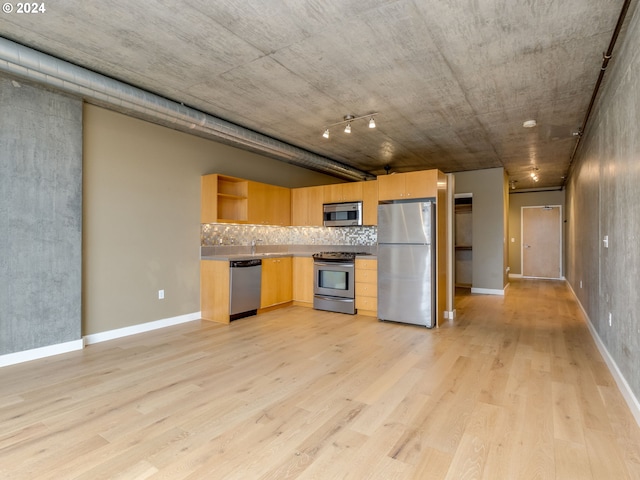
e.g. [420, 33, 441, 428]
[323, 113, 378, 137]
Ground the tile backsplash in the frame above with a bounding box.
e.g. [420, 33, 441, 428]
[201, 223, 377, 247]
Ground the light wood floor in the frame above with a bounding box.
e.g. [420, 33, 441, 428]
[1, 279, 639, 479]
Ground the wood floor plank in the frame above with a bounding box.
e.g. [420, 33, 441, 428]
[0, 279, 638, 479]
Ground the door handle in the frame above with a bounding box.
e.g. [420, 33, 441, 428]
[524, 244, 531, 248]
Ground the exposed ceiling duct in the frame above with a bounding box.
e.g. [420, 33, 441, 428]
[0, 37, 374, 182]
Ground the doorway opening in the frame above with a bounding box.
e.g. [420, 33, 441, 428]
[454, 194, 473, 288]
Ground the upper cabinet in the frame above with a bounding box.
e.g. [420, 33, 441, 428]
[201, 174, 248, 224]
[377, 170, 438, 201]
[291, 185, 324, 226]
[201, 174, 290, 225]
[362, 180, 378, 226]
[321, 180, 377, 226]
[248, 181, 291, 226]
[202, 174, 380, 226]
[323, 182, 363, 203]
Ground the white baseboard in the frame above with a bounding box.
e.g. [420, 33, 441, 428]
[471, 287, 505, 296]
[444, 309, 457, 320]
[84, 311, 201, 345]
[566, 283, 640, 428]
[0, 339, 84, 368]
[509, 273, 523, 279]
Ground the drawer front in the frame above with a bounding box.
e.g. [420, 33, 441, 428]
[356, 268, 377, 284]
[356, 259, 377, 270]
[356, 295, 377, 311]
[356, 282, 377, 297]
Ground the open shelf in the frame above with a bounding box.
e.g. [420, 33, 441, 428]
[201, 174, 248, 223]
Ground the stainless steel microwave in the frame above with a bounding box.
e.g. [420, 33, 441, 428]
[323, 201, 363, 227]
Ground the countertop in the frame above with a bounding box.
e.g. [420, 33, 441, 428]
[201, 252, 376, 261]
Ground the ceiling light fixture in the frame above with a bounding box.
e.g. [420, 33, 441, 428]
[322, 113, 378, 139]
[523, 119, 537, 128]
[530, 167, 540, 182]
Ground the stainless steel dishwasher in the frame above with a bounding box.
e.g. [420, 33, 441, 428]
[229, 259, 262, 320]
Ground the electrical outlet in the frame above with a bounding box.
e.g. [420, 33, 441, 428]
[158, 289, 165, 300]
[603, 235, 609, 248]
[580, 280, 583, 289]
[608, 312, 612, 327]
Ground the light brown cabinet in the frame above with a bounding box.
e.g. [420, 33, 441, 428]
[355, 258, 377, 316]
[201, 174, 248, 224]
[291, 185, 324, 226]
[292, 256, 314, 305]
[260, 257, 292, 309]
[377, 170, 438, 201]
[248, 181, 291, 226]
[292, 180, 377, 226]
[323, 182, 363, 203]
[362, 180, 378, 226]
[201, 174, 291, 226]
[200, 260, 231, 324]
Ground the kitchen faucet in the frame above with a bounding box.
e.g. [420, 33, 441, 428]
[251, 239, 263, 255]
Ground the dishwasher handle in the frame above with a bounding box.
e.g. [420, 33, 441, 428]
[230, 259, 262, 268]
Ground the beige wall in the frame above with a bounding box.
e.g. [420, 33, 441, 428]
[82, 104, 340, 335]
[454, 168, 508, 293]
[508, 190, 566, 276]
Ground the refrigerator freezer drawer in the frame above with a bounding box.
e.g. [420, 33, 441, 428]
[377, 244, 435, 327]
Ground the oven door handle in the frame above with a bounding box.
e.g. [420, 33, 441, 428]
[314, 262, 355, 268]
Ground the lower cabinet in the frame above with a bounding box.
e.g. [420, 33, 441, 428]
[356, 258, 377, 316]
[201, 256, 377, 321]
[292, 257, 314, 306]
[200, 260, 231, 324]
[260, 257, 292, 309]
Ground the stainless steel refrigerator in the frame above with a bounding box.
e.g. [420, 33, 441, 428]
[377, 201, 435, 327]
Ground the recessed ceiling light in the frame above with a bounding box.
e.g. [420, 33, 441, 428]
[523, 119, 537, 128]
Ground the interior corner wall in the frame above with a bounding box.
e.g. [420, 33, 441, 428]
[502, 170, 509, 287]
[566, 1, 640, 404]
[0, 75, 83, 355]
[508, 190, 566, 276]
[453, 167, 507, 292]
[83, 104, 339, 336]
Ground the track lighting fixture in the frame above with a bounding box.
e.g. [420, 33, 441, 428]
[530, 167, 539, 182]
[322, 113, 378, 139]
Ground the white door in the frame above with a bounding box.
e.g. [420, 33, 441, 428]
[522, 206, 562, 279]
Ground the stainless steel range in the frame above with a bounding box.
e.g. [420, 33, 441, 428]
[312, 252, 369, 315]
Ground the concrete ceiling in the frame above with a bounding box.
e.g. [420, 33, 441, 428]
[0, 0, 625, 189]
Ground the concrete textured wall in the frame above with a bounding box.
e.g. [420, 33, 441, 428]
[454, 168, 507, 292]
[0, 75, 82, 354]
[566, 2, 640, 401]
[508, 190, 566, 276]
